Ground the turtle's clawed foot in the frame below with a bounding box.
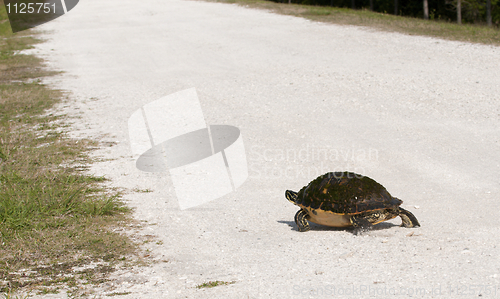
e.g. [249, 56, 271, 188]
[351, 216, 373, 235]
[294, 209, 310, 232]
[398, 208, 420, 228]
[297, 225, 310, 232]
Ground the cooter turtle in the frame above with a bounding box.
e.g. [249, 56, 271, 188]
[286, 172, 420, 233]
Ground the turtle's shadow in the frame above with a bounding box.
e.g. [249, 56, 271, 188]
[277, 220, 398, 233]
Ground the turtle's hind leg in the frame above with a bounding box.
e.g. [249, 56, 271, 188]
[350, 215, 373, 235]
[294, 209, 310, 232]
[398, 207, 420, 228]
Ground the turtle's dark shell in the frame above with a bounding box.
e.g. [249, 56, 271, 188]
[295, 172, 402, 215]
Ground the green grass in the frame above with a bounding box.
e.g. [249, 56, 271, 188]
[106, 292, 132, 296]
[0, 1, 141, 297]
[206, 0, 500, 46]
[196, 280, 236, 288]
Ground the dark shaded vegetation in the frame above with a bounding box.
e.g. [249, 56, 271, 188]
[268, 0, 500, 26]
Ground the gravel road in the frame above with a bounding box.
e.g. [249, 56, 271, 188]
[29, 0, 500, 297]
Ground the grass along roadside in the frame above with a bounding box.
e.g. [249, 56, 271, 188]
[206, 0, 500, 46]
[196, 280, 236, 289]
[0, 4, 143, 298]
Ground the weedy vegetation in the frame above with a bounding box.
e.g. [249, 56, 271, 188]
[196, 280, 236, 289]
[0, 1, 142, 297]
[206, 0, 500, 46]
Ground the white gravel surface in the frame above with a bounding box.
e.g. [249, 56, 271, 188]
[27, 0, 500, 297]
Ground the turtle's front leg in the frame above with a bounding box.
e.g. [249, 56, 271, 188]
[294, 209, 310, 232]
[350, 215, 373, 235]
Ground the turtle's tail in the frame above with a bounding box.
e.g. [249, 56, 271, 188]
[285, 190, 298, 203]
[398, 207, 420, 228]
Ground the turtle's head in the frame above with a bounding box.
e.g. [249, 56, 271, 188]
[285, 190, 299, 204]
